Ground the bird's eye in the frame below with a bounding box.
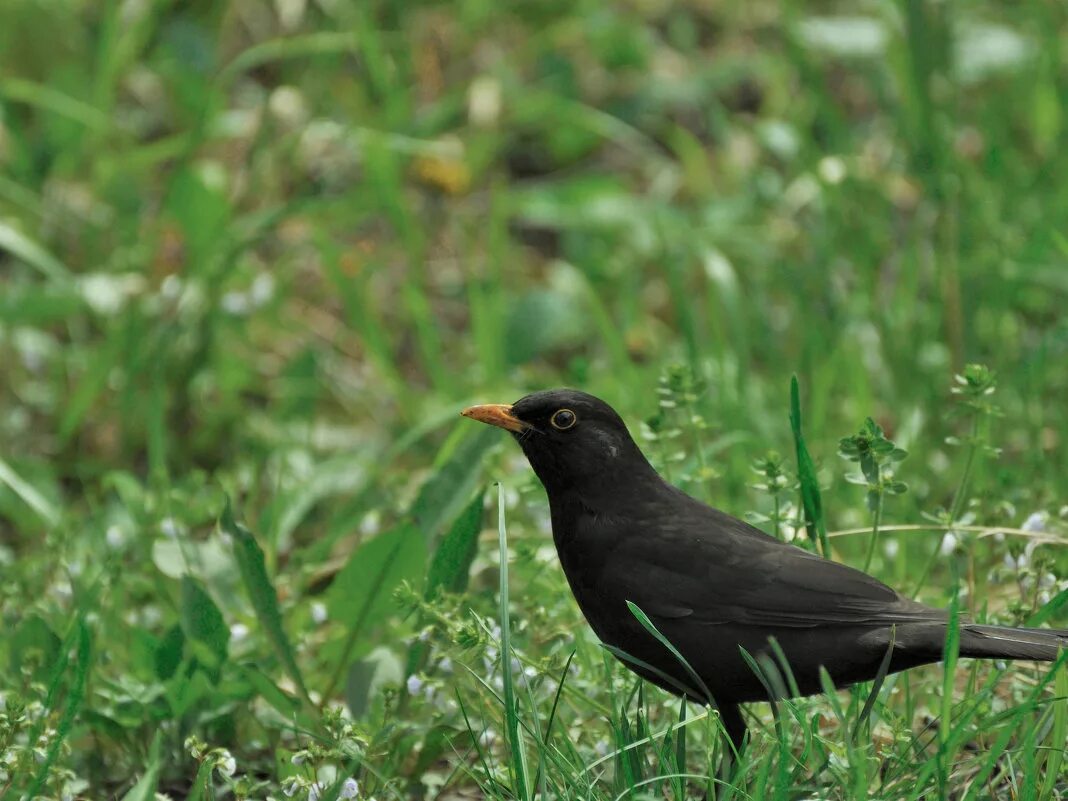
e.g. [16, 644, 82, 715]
[550, 409, 577, 430]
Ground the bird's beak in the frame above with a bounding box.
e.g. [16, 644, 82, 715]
[461, 403, 528, 433]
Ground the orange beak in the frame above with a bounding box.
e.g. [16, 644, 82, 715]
[461, 403, 528, 433]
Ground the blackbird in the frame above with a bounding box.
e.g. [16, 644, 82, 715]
[462, 388, 1067, 748]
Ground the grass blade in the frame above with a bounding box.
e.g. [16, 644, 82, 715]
[1038, 658, 1067, 800]
[119, 731, 163, 801]
[789, 375, 830, 558]
[625, 600, 713, 704]
[0, 455, 60, 527]
[23, 619, 92, 799]
[852, 626, 896, 743]
[496, 482, 530, 801]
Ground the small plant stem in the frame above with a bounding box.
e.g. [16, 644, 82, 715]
[772, 494, 781, 541]
[862, 494, 882, 573]
[912, 415, 981, 596]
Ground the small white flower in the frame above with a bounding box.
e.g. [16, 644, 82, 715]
[282, 777, 301, 797]
[940, 533, 958, 556]
[308, 782, 323, 801]
[310, 602, 328, 624]
[291, 752, 306, 765]
[230, 623, 250, 642]
[160, 274, 182, 300]
[105, 525, 126, 549]
[1021, 512, 1046, 533]
[159, 517, 181, 538]
[250, 273, 275, 308]
[438, 657, 453, 673]
[418, 629, 431, 642]
[406, 675, 423, 695]
[1003, 552, 1018, 570]
[818, 156, 847, 184]
[359, 511, 380, 535]
[221, 292, 250, 315]
[215, 752, 236, 777]
[594, 740, 609, 757]
[883, 539, 899, 559]
[339, 778, 359, 799]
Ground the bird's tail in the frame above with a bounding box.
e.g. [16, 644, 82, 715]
[959, 624, 1068, 661]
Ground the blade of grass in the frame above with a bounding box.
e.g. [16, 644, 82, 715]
[789, 375, 830, 558]
[601, 643, 704, 699]
[23, 619, 92, 800]
[0, 455, 60, 527]
[1038, 658, 1067, 801]
[937, 584, 962, 797]
[496, 482, 530, 801]
[118, 731, 163, 801]
[852, 626, 896, 744]
[625, 600, 713, 704]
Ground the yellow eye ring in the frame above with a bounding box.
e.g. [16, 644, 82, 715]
[551, 409, 577, 430]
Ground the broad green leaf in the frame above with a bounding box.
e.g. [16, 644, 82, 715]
[223, 501, 313, 708]
[344, 646, 403, 719]
[180, 576, 229, 670]
[154, 623, 185, 680]
[325, 523, 426, 697]
[425, 488, 485, 598]
[409, 427, 499, 542]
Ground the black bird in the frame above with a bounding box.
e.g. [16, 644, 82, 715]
[462, 388, 1067, 748]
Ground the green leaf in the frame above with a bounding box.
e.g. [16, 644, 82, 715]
[344, 647, 404, 719]
[119, 731, 163, 801]
[180, 576, 229, 671]
[154, 623, 185, 680]
[789, 375, 830, 558]
[425, 488, 485, 598]
[240, 663, 302, 719]
[327, 523, 427, 627]
[325, 523, 427, 696]
[223, 500, 314, 709]
[409, 426, 500, 543]
[185, 759, 214, 801]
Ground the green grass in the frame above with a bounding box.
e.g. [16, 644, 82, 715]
[1, 0, 1067, 798]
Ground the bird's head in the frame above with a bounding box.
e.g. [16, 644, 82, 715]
[462, 389, 656, 499]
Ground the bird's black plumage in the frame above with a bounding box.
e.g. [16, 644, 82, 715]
[462, 389, 1067, 748]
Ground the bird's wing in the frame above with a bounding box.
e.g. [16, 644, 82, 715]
[606, 504, 942, 629]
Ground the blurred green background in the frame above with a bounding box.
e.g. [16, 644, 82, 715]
[1, 0, 1066, 798]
